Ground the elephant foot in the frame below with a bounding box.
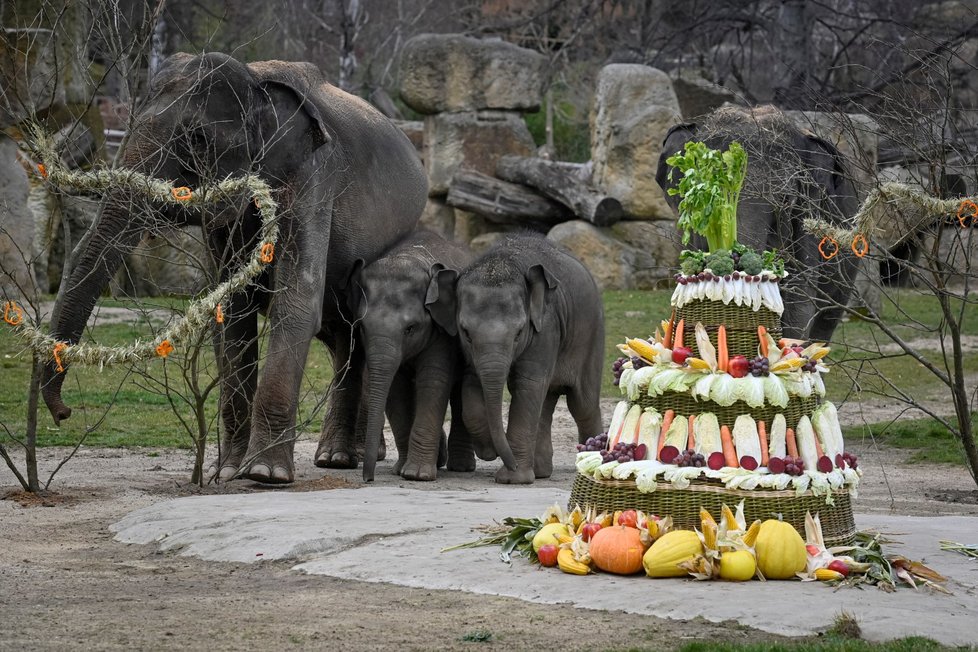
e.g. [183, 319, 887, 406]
[494, 465, 535, 485]
[534, 458, 553, 479]
[401, 459, 437, 481]
[243, 461, 294, 484]
[392, 457, 405, 475]
[446, 450, 476, 473]
[355, 440, 387, 462]
[314, 438, 359, 469]
[206, 445, 248, 482]
[206, 463, 240, 482]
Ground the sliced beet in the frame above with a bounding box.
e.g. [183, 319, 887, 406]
[707, 451, 726, 470]
[767, 457, 786, 474]
[634, 443, 649, 461]
[835, 453, 846, 469]
[659, 445, 680, 464]
[739, 455, 758, 471]
[817, 455, 834, 473]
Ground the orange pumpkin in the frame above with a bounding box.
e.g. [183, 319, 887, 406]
[588, 525, 646, 575]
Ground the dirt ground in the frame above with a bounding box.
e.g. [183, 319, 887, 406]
[2, 398, 976, 651]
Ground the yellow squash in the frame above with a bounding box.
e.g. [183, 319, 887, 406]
[643, 530, 702, 578]
[718, 550, 757, 581]
[754, 519, 807, 579]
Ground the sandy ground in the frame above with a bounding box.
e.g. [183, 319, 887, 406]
[2, 398, 977, 651]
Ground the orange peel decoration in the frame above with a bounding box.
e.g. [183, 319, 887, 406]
[171, 186, 193, 201]
[957, 199, 978, 228]
[37, 163, 48, 178]
[851, 234, 869, 258]
[215, 303, 224, 324]
[156, 340, 174, 358]
[3, 301, 24, 326]
[260, 242, 275, 264]
[818, 236, 839, 260]
[53, 342, 67, 373]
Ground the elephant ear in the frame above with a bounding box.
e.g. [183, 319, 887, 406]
[343, 258, 367, 319]
[248, 61, 334, 161]
[526, 264, 559, 333]
[656, 122, 697, 199]
[800, 133, 859, 223]
[425, 264, 459, 337]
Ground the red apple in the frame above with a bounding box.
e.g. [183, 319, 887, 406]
[672, 346, 693, 364]
[728, 355, 750, 378]
[580, 522, 602, 542]
[537, 544, 559, 567]
[827, 559, 851, 577]
[617, 510, 639, 528]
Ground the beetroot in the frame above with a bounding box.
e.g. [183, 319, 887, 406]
[767, 457, 786, 474]
[817, 456, 834, 473]
[739, 455, 758, 471]
[707, 451, 726, 470]
[634, 443, 648, 461]
[659, 445, 680, 464]
[835, 453, 846, 469]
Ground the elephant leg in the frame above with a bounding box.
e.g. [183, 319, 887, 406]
[461, 371, 496, 461]
[400, 344, 453, 481]
[493, 370, 546, 485]
[532, 391, 560, 479]
[315, 326, 364, 469]
[446, 381, 475, 472]
[386, 369, 415, 475]
[566, 384, 603, 445]
[208, 294, 259, 482]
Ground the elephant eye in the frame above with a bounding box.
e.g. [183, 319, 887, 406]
[404, 323, 416, 335]
[462, 328, 471, 342]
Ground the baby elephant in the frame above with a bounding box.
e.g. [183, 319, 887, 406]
[451, 233, 605, 484]
[349, 229, 474, 482]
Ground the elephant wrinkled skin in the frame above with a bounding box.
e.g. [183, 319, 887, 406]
[40, 53, 427, 484]
[656, 105, 860, 342]
[451, 234, 605, 484]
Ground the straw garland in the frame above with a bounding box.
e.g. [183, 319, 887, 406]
[8, 125, 280, 368]
[802, 181, 978, 245]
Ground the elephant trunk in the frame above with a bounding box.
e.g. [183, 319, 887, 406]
[475, 357, 517, 472]
[362, 341, 399, 482]
[41, 198, 148, 424]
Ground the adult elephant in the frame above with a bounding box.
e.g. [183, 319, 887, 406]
[656, 105, 859, 342]
[40, 53, 427, 483]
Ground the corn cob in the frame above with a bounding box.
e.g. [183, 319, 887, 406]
[721, 504, 740, 531]
[557, 548, 592, 575]
[815, 568, 846, 582]
[626, 338, 657, 363]
[700, 507, 717, 530]
[702, 520, 718, 551]
[771, 357, 807, 373]
[742, 520, 762, 548]
[685, 357, 712, 371]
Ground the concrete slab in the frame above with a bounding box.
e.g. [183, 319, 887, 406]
[111, 487, 978, 646]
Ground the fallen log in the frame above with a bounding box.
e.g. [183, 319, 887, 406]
[446, 168, 571, 228]
[496, 155, 623, 227]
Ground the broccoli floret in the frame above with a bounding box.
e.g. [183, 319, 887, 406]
[739, 251, 763, 275]
[704, 250, 735, 276]
[680, 257, 704, 276]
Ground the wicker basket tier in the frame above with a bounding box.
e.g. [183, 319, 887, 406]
[674, 298, 782, 360]
[570, 472, 856, 548]
[634, 391, 818, 431]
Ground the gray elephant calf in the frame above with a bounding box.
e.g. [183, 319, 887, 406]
[450, 233, 605, 484]
[346, 229, 474, 482]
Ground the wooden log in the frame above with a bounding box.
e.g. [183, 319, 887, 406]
[446, 168, 572, 228]
[495, 155, 624, 227]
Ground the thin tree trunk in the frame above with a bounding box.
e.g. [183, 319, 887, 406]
[26, 355, 43, 493]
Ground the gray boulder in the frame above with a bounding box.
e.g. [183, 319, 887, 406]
[590, 64, 683, 220]
[1, 28, 60, 127]
[670, 69, 737, 119]
[399, 34, 548, 114]
[547, 220, 680, 290]
[423, 110, 536, 196]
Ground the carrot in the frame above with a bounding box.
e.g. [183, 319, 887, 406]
[758, 325, 769, 357]
[758, 420, 769, 466]
[687, 414, 696, 452]
[657, 409, 675, 461]
[813, 429, 825, 459]
[717, 325, 728, 373]
[664, 309, 676, 349]
[786, 427, 799, 459]
[720, 425, 739, 468]
[673, 319, 685, 350]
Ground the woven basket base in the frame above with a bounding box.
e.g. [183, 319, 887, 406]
[569, 472, 856, 548]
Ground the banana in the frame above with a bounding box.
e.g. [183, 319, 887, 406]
[557, 548, 592, 575]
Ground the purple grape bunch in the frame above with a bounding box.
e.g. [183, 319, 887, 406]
[675, 449, 706, 468]
[801, 357, 818, 373]
[576, 432, 609, 453]
[611, 357, 627, 386]
[603, 441, 639, 464]
[749, 355, 770, 377]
